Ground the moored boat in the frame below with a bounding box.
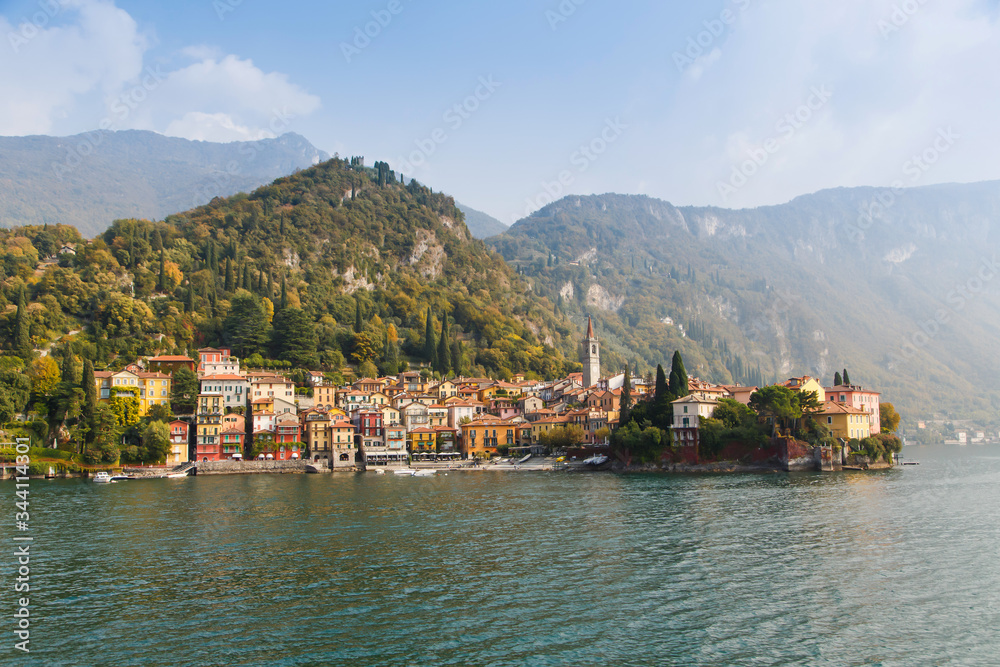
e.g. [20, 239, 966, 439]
[93, 471, 113, 483]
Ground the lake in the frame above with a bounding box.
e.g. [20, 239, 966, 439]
[4, 444, 999, 666]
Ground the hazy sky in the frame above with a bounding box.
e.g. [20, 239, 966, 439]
[2, 0, 999, 224]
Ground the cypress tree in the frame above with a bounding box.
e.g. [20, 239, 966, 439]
[668, 350, 689, 397]
[256, 268, 264, 293]
[13, 285, 30, 360]
[655, 364, 668, 403]
[620, 366, 633, 426]
[354, 300, 363, 333]
[437, 315, 450, 374]
[424, 309, 437, 367]
[157, 248, 166, 291]
[842, 369, 851, 386]
[834, 371, 842, 387]
[185, 285, 195, 313]
[451, 339, 462, 377]
[82, 358, 96, 446]
[224, 258, 234, 292]
[242, 264, 251, 291]
[280, 275, 288, 309]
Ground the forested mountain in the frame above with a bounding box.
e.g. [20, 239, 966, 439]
[490, 184, 1000, 425]
[0, 158, 576, 384]
[457, 203, 508, 239]
[0, 130, 329, 237]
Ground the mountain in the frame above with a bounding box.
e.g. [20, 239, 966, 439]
[0, 157, 575, 381]
[489, 184, 1000, 426]
[0, 130, 330, 237]
[456, 202, 508, 239]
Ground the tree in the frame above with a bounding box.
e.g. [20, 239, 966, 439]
[224, 258, 234, 292]
[28, 356, 60, 399]
[654, 364, 668, 403]
[141, 420, 172, 464]
[170, 367, 199, 415]
[109, 388, 141, 429]
[82, 358, 97, 445]
[668, 350, 688, 397]
[358, 360, 379, 379]
[537, 424, 586, 449]
[424, 308, 437, 366]
[147, 403, 172, 423]
[880, 402, 901, 433]
[0, 367, 31, 423]
[185, 285, 195, 313]
[437, 315, 451, 374]
[271, 307, 318, 368]
[280, 274, 288, 309]
[157, 248, 166, 291]
[381, 330, 400, 376]
[833, 371, 842, 387]
[713, 398, 755, 429]
[13, 285, 30, 360]
[224, 293, 270, 357]
[842, 368, 851, 385]
[749, 385, 801, 435]
[354, 300, 363, 333]
[620, 366, 633, 426]
[351, 331, 383, 365]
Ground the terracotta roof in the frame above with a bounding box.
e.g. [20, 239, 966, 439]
[586, 316, 595, 339]
[150, 355, 195, 362]
[819, 402, 868, 416]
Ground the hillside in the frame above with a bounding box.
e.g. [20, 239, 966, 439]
[0, 158, 576, 381]
[489, 185, 1000, 425]
[457, 203, 508, 239]
[0, 130, 329, 237]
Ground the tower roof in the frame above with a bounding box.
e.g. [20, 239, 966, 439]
[586, 316, 595, 339]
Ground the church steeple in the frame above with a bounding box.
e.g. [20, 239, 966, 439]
[582, 317, 600, 388]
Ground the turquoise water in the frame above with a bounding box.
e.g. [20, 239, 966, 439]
[3, 445, 999, 666]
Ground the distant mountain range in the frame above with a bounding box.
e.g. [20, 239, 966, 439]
[457, 203, 508, 239]
[0, 130, 330, 237]
[490, 184, 1000, 426]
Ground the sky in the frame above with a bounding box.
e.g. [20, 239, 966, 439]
[1, 0, 1000, 225]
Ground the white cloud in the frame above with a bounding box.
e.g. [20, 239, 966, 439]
[0, 1, 320, 141]
[0, 0, 146, 134]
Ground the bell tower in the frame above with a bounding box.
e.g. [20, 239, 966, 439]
[582, 316, 600, 388]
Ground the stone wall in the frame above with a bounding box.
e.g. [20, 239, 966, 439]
[193, 460, 324, 475]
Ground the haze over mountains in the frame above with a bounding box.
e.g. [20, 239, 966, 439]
[490, 184, 1000, 424]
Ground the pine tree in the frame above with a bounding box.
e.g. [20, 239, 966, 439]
[834, 371, 842, 387]
[267, 272, 273, 297]
[842, 369, 851, 386]
[12, 285, 30, 360]
[354, 300, 363, 333]
[437, 315, 451, 374]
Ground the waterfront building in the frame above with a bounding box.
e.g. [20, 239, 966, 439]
[669, 395, 719, 453]
[824, 384, 881, 435]
[199, 374, 249, 411]
[94, 369, 171, 417]
[168, 420, 190, 465]
[582, 317, 601, 389]
[818, 402, 872, 441]
[195, 393, 224, 461]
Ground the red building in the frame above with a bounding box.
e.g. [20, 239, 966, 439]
[220, 427, 244, 460]
[148, 355, 197, 376]
[276, 416, 300, 444]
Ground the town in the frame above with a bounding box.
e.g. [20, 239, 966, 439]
[1, 317, 902, 476]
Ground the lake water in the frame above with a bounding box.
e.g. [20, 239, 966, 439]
[4, 444, 1000, 666]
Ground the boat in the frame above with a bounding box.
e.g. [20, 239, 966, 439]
[393, 468, 417, 476]
[45, 466, 57, 479]
[110, 474, 132, 482]
[374, 469, 386, 475]
[93, 472, 113, 483]
[413, 469, 437, 477]
[583, 455, 609, 467]
[163, 471, 190, 479]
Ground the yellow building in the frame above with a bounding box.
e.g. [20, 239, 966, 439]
[530, 416, 573, 443]
[782, 376, 826, 404]
[460, 419, 518, 459]
[819, 402, 871, 440]
[94, 369, 172, 417]
[408, 427, 436, 453]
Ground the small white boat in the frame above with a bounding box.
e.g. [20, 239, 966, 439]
[413, 469, 436, 477]
[110, 474, 131, 482]
[583, 455, 609, 467]
[374, 469, 386, 475]
[163, 471, 189, 479]
[93, 472, 113, 483]
[393, 469, 417, 476]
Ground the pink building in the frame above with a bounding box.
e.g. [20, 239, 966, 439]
[824, 385, 881, 436]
